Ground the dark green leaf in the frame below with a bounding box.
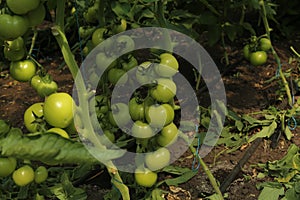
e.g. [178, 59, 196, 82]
[164, 170, 197, 186]
[258, 186, 284, 200]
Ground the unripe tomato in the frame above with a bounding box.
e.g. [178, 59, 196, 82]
[108, 68, 128, 85]
[146, 104, 174, 128]
[26, 3, 46, 27]
[0, 14, 29, 40]
[249, 51, 268, 66]
[12, 165, 35, 186]
[113, 18, 127, 34]
[150, 78, 177, 103]
[134, 167, 157, 187]
[243, 44, 251, 61]
[4, 47, 25, 61]
[259, 38, 272, 51]
[10, 60, 36, 82]
[43, 93, 74, 128]
[157, 122, 178, 146]
[108, 103, 131, 127]
[0, 157, 17, 177]
[5, 37, 24, 51]
[132, 121, 154, 139]
[92, 28, 106, 47]
[155, 53, 179, 77]
[34, 166, 48, 183]
[135, 62, 157, 85]
[7, 0, 40, 15]
[129, 97, 145, 121]
[24, 102, 44, 133]
[145, 147, 171, 171]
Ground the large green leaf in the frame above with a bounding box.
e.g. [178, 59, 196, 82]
[0, 130, 125, 165]
[248, 120, 277, 142]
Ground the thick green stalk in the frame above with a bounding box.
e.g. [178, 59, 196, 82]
[52, 2, 130, 199]
[259, 0, 292, 106]
[97, 0, 106, 27]
[27, 29, 38, 59]
[190, 145, 224, 199]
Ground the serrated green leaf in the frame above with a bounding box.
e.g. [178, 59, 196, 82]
[0, 132, 125, 165]
[248, 121, 277, 142]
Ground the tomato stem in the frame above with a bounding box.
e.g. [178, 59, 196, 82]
[27, 28, 38, 60]
[259, 0, 292, 106]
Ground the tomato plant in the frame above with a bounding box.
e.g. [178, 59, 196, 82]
[12, 165, 35, 186]
[145, 147, 171, 171]
[146, 104, 174, 128]
[34, 166, 48, 184]
[243, 44, 251, 61]
[249, 51, 268, 66]
[24, 102, 44, 133]
[0, 157, 17, 177]
[43, 92, 74, 128]
[32, 75, 58, 97]
[10, 59, 36, 82]
[156, 122, 178, 147]
[154, 53, 179, 77]
[134, 167, 157, 188]
[0, 14, 29, 40]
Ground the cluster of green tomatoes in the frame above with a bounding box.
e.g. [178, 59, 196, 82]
[243, 36, 272, 66]
[89, 40, 181, 187]
[0, 120, 48, 187]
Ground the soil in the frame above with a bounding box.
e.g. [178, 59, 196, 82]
[0, 37, 299, 200]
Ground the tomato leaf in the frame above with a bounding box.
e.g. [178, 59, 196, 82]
[258, 185, 284, 200]
[248, 121, 277, 142]
[163, 170, 197, 186]
[0, 131, 125, 165]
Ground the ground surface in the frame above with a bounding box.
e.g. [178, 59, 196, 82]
[0, 38, 299, 199]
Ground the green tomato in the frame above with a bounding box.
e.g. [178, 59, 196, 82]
[113, 18, 127, 34]
[92, 28, 106, 47]
[116, 35, 135, 54]
[132, 121, 154, 139]
[108, 103, 131, 127]
[243, 44, 251, 61]
[0, 14, 29, 40]
[36, 79, 58, 97]
[79, 26, 95, 39]
[10, 59, 36, 82]
[96, 52, 116, 72]
[0, 157, 17, 177]
[145, 147, 171, 171]
[122, 54, 138, 72]
[5, 36, 24, 51]
[157, 122, 178, 147]
[134, 167, 157, 187]
[26, 3, 46, 27]
[150, 78, 177, 103]
[34, 166, 48, 184]
[7, 0, 40, 15]
[43, 92, 74, 128]
[135, 62, 157, 85]
[24, 102, 44, 133]
[249, 51, 268, 66]
[154, 53, 179, 77]
[129, 97, 145, 121]
[47, 128, 69, 139]
[4, 47, 25, 61]
[145, 104, 174, 128]
[259, 38, 272, 51]
[30, 75, 42, 90]
[108, 68, 128, 85]
[12, 165, 35, 186]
